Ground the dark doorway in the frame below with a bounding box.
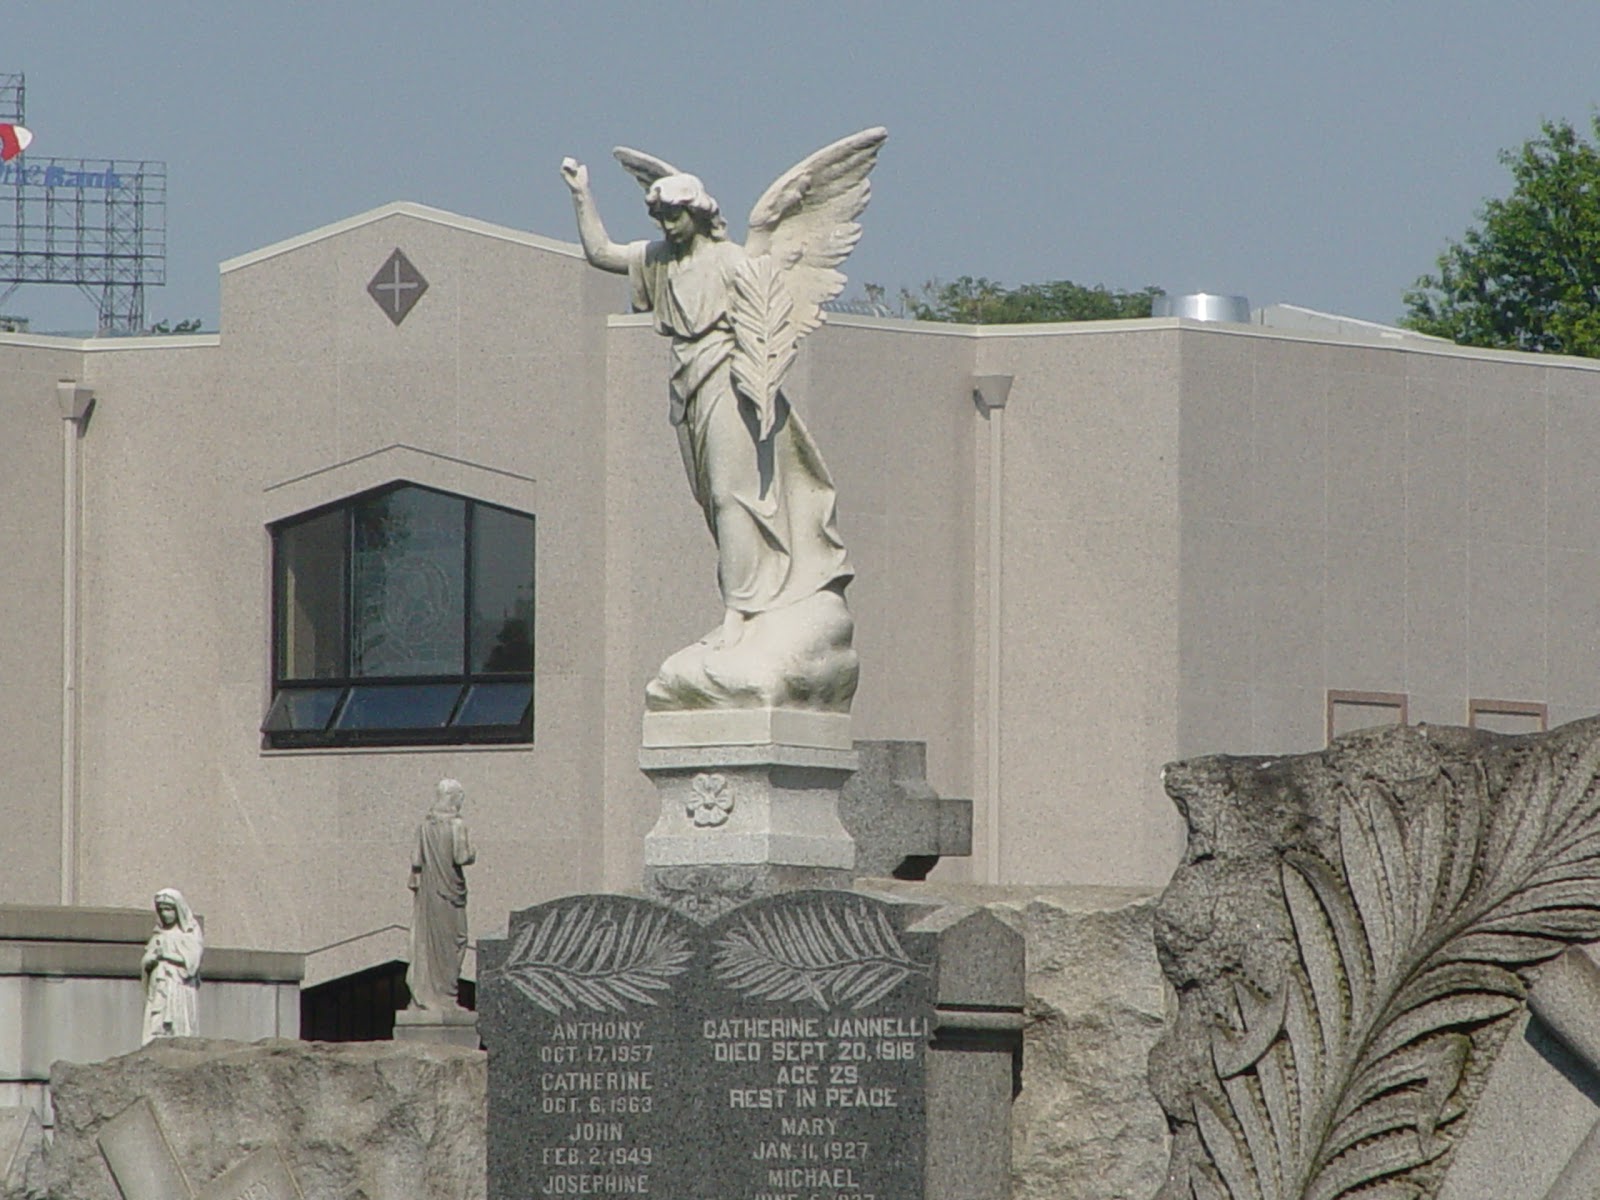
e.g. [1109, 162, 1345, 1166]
[299, 959, 476, 1041]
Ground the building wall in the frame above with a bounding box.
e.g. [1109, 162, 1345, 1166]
[0, 341, 80, 904]
[68, 209, 618, 973]
[1176, 324, 1600, 760]
[9, 201, 1600, 969]
[29, 206, 996, 970]
[798, 320, 979, 856]
[978, 325, 1185, 887]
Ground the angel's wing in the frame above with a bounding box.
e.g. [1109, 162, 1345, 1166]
[613, 146, 684, 192]
[743, 127, 887, 338]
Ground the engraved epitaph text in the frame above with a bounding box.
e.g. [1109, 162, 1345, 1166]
[479, 892, 932, 1200]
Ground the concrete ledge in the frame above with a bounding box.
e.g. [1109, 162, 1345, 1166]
[639, 743, 859, 771]
[0, 908, 303, 983]
[0, 906, 153, 944]
[0, 942, 302, 982]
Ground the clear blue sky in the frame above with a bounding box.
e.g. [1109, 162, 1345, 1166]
[6, 2, 1599, 333]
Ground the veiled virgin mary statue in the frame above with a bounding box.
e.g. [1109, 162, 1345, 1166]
[561, 129, 886, 712]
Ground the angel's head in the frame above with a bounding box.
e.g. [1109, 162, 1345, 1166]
[646, 173, 727, 243]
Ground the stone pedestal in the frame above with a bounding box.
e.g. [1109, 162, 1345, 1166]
[640, 709, 858, 917]
[393, 1006, 480, 1048]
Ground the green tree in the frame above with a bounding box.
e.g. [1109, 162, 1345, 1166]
[1402, 116, 1600, 356]
[901, 276, 1162, 324]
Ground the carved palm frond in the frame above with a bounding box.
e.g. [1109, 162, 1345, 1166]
[729, 254, 799, 441]
[1193, 734, 1600, 1200]
[495, 902, 693, 1016]
[712, 901, 925, 1011]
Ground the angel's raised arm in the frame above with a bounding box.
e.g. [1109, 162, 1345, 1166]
[560, 157, 629, 274]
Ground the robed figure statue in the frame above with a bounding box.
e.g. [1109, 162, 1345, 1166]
[406, 779, 476, 1010]
[561, 129, 886, 712]
[141, 888, 203, 1043]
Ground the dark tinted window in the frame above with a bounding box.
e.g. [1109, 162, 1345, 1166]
[266, 483, 533, 748]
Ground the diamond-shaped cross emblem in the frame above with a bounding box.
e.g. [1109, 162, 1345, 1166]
[367, 248, 428, 325]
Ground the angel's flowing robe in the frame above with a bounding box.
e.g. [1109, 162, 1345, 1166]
[627, 236, 853, 618]
[406, 811, 474, 1009]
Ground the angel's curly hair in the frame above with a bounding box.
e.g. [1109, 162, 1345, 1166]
[645, 173, 728, 240]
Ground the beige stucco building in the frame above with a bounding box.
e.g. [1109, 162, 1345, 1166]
[2, 201, 1596, 1002]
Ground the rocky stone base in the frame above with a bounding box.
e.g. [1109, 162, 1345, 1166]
[37, 1037, 484, 1200]
[863, 879, 1171, 1200]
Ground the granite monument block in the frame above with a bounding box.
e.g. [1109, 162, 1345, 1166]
[480, 889, 1021, 1200]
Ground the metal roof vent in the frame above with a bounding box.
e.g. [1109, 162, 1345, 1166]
[1152, 292, 1250, 323]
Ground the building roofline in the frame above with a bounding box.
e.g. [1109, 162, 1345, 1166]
[0, 329, 220, 351]
[711, 310, 1600, 373]
[219, 200, 584, 274]
[1179, 316, 1600, 370]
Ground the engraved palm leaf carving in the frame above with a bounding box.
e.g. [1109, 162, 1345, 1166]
[712, 902, 927, 1011]
[729, 254, 799, 442]
[496, 903, 692, 1016]
[1192, 735, 1600, 1200]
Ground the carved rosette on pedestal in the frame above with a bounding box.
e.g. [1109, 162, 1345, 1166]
[640, 709, 858, 918]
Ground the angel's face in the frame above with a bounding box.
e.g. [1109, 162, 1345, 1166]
[654, 204, 698, 246]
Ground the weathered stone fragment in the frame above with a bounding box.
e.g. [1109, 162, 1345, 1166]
[0, 1108, 44, 1200]
[866, 879, 1171, 1200]
[1153, 721, 1600, 1200]
[43, 1037, 484, 1200]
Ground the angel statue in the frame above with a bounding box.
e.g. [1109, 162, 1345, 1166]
[561, 128, 886, 713]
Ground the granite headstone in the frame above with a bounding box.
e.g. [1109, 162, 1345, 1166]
[479, 891, 939, 1200]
